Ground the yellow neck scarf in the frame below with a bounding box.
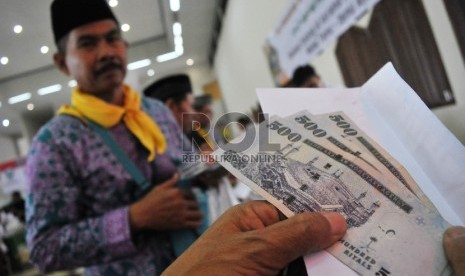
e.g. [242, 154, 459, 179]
[197, 128, 214, 149]
[58, 85, 166, 161]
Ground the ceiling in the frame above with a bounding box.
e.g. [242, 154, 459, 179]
[0, 0, 218, 137]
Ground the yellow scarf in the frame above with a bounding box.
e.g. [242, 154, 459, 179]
[58, 85, 166, 161]
[197, 128, 214, 149]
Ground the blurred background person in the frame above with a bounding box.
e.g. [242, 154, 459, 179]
[291, 64, 324, 88]
[190, 95, 215, 152]
[0, 209, 24, 274]
[2, 191, 25, 223]
[145, 75, 240, 226]
[144, 74, 196, 142]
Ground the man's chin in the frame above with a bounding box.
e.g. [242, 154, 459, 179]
[99, 72, 125, 85]
[93, 80, 125, 94]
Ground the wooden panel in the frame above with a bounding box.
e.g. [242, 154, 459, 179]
[336, 0, 454, 108]
[444, 0, 465, 63]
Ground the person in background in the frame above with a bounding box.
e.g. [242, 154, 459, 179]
[190, 95, 215, 152]
[251, 102, 266, 124]
[144, 75, 226, 185]
[26, 0, 202, 274]
[145, 76, 235, 228]
[0, 210, 24, 275]
[0, 209, 25, 273]
[144, 74, 196, 142]
[163, 201, 465, 275]
[3, 192, 25, 223]
[192, 95, 213, 120]
[0, 210, 13, 275]
[0, 242, 11, 275]
[191, 94, 234, 148]
[144, 74, 217, 249]
[291, 64, 324, 88]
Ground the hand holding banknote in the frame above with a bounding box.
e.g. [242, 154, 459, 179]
[213, 111, 456, 275]
[444, 226, 465, 276]
[162, 201, 347, 275]
[162, 201, 465, 276]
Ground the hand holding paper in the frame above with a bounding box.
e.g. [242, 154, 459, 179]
[212, 63, 464, 275]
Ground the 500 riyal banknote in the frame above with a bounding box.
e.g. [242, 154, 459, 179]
[214, 117, 450, 276]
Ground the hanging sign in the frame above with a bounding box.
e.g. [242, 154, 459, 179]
[265, 0, 380, 85]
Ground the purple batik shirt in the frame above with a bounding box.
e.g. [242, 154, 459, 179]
[26, 97, 187, 275]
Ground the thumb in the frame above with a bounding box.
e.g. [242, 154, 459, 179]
[257, 212, 346, 267]
[443, 226, 465, 276]
[157, 174, 179, 190]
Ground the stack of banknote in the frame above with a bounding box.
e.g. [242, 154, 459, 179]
[213, 110, 452, 276]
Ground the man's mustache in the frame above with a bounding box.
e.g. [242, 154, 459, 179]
[95, 62, 124, 77]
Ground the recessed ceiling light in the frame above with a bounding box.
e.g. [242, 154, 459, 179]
[68, 80, 77, 87]
[13, 25, 23, 34]
[108, 0, 118, 7]
[175, 45, 184, 55]
[186, 59, 194, 66]
[0, 57, 8, 65]
[170, 0, 180, 12]
[27, 103, 34, 111]
[156, 51, 180, 63]
[121, 24, 130, 32]
[174, 36, 183, 46]
[38, 84, 62, 95]
[127, 59, 151, 70]
[8, 92, 31, 104]
[2, 119, 10, 127]
[147, 69, 155, 77]
[40, 46, 49, 54]
[173, 22, 182, 36]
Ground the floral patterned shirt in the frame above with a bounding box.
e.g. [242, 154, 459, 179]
[26, 97, 187, 275]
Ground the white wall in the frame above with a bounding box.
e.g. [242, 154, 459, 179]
[214, 0, 288, 114]
[214, 0, 465, 144]
[0, 135, 18, 163]
[422, 0, 465, 143]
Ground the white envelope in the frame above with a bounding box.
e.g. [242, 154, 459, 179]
[257, 63, 465, 275]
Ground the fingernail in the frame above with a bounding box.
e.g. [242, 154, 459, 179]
[445, 226, 465, 240]
[321, 213, 347, 238]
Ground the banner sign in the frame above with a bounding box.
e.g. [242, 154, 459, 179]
[265, 0, 380, 85]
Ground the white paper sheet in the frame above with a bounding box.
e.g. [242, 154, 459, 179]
[257, 63, 464, 275]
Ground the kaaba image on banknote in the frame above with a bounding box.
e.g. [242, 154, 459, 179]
[223, 148, 378, 228]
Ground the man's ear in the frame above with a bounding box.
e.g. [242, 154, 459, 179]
[165, 98, 177, 113]
[53, 53, 70, 76]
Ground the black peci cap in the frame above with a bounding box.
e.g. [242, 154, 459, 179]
[144, 74, 193, 103]
[193, 95, 212, 111]
[51, 0, 119, 44]
[292, 65, 317, 87]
